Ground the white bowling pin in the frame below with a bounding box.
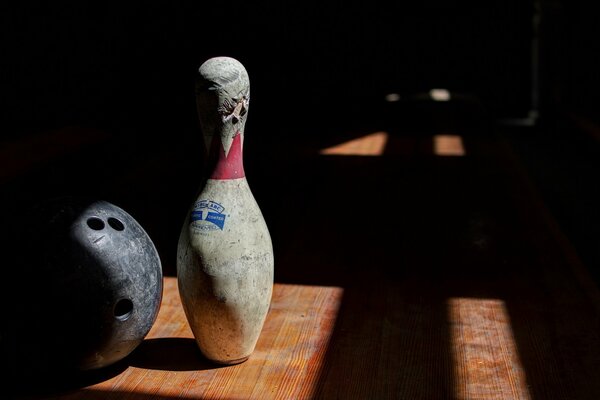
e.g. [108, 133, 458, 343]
[177, 56, 274, 364]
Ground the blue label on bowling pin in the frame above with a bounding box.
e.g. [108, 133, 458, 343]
[190, 200, 227, 230]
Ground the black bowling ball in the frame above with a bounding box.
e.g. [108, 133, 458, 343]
[2, 196, 163, 374]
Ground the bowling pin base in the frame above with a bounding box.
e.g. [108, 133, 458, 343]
[208, 355, 250, 365]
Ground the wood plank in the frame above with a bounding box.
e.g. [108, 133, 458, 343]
[448, 297, 530, 400]
[269, 131, 600, 399]
[37, 279, 342, 400]
[7, 126, 600, 400]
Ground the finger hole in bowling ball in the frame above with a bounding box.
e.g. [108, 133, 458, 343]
[114, 298, 134, 321]
[108, 217, 125, 231]
[87, 217, 105, 230]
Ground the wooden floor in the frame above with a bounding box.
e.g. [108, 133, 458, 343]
[4, 103, 600, 399]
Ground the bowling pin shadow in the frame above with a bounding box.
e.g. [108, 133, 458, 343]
[127, 337, 226, 371]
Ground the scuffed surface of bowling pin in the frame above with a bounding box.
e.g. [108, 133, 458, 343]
[177, 56, 274, 364]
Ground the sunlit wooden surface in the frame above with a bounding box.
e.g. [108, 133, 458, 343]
[320, 131, 389, 156]
[5, 120, 600, 399]
[37, 279, 343, 400]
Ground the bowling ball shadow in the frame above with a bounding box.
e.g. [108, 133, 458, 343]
[127, 338, 226, 371]
[7, 359, 130, 398]
[8, 339, 222, 398]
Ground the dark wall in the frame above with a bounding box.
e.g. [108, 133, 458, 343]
[557, 1, 600, 122]
[3, 1, 600, 281]
[1, 1, 534, 141]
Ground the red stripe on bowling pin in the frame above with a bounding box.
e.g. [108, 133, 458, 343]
[210, 132, 245, 180]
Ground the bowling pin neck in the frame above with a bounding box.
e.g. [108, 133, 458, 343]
[195, 56, 250, 180]
[198, 92, 247, 180]
[206, 130, 245, 180]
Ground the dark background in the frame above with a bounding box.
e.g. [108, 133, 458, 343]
[2, 1, 535, 137]
[1, 0, 599, 281]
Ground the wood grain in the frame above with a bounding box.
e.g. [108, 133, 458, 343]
[38, 279, 342, 400]
[448, 297, 530, 400]
[6, 123, 600, 400]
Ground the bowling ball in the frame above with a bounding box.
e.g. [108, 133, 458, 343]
[2, 196, 163, 375]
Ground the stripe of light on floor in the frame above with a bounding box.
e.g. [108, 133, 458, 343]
[319, 132, 466, 157]
[320, 132, 389, 156]
[434, 134, 466, 157]
[447, 297, 531, 400]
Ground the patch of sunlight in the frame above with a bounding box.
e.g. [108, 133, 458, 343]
[81, 277, 344, 400]
[320, 132, 388, 156]
[433, 134, 466, 156]
[447, 297, 531, 400]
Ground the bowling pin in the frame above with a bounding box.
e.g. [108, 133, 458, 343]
[177, 56, 274, 364]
